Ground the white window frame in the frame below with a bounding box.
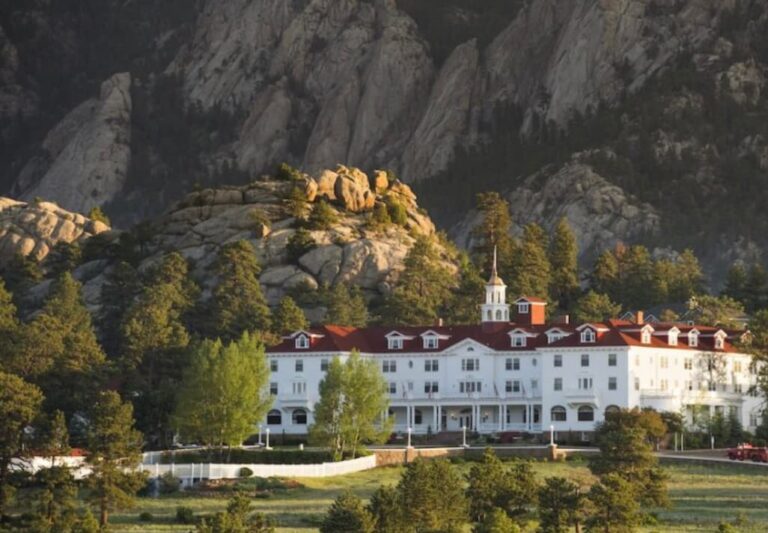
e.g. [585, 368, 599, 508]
[581, 328, 596, 343]
[295, 335, 309, 349]
[423, 336, 439, 349]
[388, 337, 404, 350]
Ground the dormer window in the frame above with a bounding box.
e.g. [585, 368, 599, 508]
[688, 330, 699, 347]
[424, 337, 438, 349]
[511, 334, 526, 347]
[668, 327, 680, 347]
[641, 331, 651, 344]
[295, 335, 309, 349]
[518, 302, 530, 314]
[581, 328, 596, 343]
[389, 337, 403, 350]
[714, 332, 726, 350]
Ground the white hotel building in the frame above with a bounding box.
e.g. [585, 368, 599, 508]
[266, 262, 762, 440]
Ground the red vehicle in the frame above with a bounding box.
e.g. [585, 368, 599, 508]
[727, 444, 768, 462]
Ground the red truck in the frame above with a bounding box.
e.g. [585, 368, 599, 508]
[727, 444, 768, 462]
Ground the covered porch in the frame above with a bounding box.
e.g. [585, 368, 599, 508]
[389, 403, 543, 434]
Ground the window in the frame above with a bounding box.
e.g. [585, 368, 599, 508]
[579, 377, 593, 390]
[383, 360, 397, 373]
[266, 410, 282, 425]
[506, 380, 521, 393]
[414, 409, 423, 425]
[581, 329, 596, 343]
[320, 359, 329, 372]
[641, 330, 651, 344]
[511, 335, 526, 347]
[708, 381, 717, 392]
[425, 359, 439, 372]
[605, 405, 621, 416]
[518, 302, 530, 314]
[608, 377, 617, 391]
[388, 337, 403, 350]
[715, 335, 725, 350]
[292, 382, 306, 395]
[424, 337, 439, 349]
[688, 332, 699, 347]
[684, 358, 693, 370]
[462, 358, 480, 372]
[660, 379, 668, 391]
[531, 379, 538, 390]
[686, 380, 693, 391]
[513, 358, 520, 370]
[270, 359, 278, 372]
[269, 382, 278, 396]
[734, 361, 742, 373]
[424, 381, 439, 394]
[460, 381, 481, 393]
[635, 354, 640, 367]
[292, 409, 307, 425]
[554, 378, 562, 391]
[388, 382, 397, 394]
[581, 354, 590, 367]
[295, 359, 304, 372]
[668, 330, 678, 346]
[660, 356, 669, 369]
[554, 354, 562, 367]
[295, 335, 309, 349]
[608, 353, 617, 367]
[577, 406, 594, 422]
[634, 377, 640, 391]
[551, 406, 567, 422]
[407, 381, 414, 392]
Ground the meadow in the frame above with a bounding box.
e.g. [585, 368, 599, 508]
[103, 458, 768, 532]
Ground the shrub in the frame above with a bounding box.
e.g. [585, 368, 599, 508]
[88, 206, 111, 226]
[367, 202, 391, 230]
[239, 467, 254, 478]
[276, 162, 303, 181]
[286, 228, 317, 262]
[159, 472, 181, 494]
[249, 208, 270, 229]
[306, 199, 338, 230]
[139, 512, 153, 522]
[176, 506, 195, 524]
[386, 199, 408, 226]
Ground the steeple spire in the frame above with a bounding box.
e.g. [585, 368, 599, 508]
[487, 245, 504, 286]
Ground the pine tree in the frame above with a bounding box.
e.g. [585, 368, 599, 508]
[585, 474, 640, 533]
[444, 253, 485, 325]
[325, 284, 369, 327]
[548, 218, 580, 309]
[209, 240, 271, 340]
[0, 279, 18, 371]
[466, 448, 513, 522]
[511, 223, 551, 299]
[85, 391, 145, 527]
[284, 186, 310, 220]
[382, 237, 452, 325]
[45, 242, 82, 277]
[474, 508, 521, 533]
[572, 291, 621, 323]
[33, 465, 79, 531]
[286, 228, 317, 262]
[35, 273, 106, 416]
[591, 250, 619, 301]
[537, 476, 583, 533]
[668, 249, 704, 302]
[397, 459, 468, 533]
[320, 491, 375, 533]
[471, 192, 515, 279]
[174, 332, 272, 448]
[87, 206, 111, 226]
[0, 372, 43, 518]
[367, 485, 404, 533]
[1, 252, 43, 306]
[35, 410, 70, 465]
[745, 264, 768, 312]
[99, 261, 141, 357]
[368, 202, 392, 230]
[273, 296, 308, 333]
[307, 199, 339, 230]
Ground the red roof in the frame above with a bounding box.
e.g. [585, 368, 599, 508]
[268, 320, 743, 355]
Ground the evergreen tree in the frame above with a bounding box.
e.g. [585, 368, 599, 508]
[286, 228, 317, 262]
[0, 279, 18, 371]
[307, 199, 339, 230]
[325, 284, 369, 327]
[1, 252, 43, 306]
[548, 218, 580, 309]
[511, 223, 551, 299]
[466, 448, 513, 522]
[397, 459, 468, 533]
[85, 391, 145, 527]
[309, 352, 391, 459]
[320, 491, 375, 533]
[474, 508, 521, 533]
[174, 333, 272, 448]
[745, 264, 768, 312]
[572, 291, 622, 323]
[381, 237, 452, 325]
[284, 185, 310, 220]
[444, 253, 485, 325]
[667, 249, 704, 302]
[585, 474, 640, 533]
[209, 240, 271, 340]
[471, 192, 515, 279]
[591, 250, 619, 300]
[368, 202, 392, 230]
[0, 372, 43, 518]
[35, 410, 70, 465]
[196, 492, 274, 533]
[723, 263, 748, 305]
[32, 465, 79, 531]
[45, 242, 82, 277]
[589, 408, 669, 509]
[367, 485, 404, 533]
[386, 198, 408, 226]
[99, 261, 141, 357]
[537, 476, 583, 533]
[273, 296, 308, 333]
[35, 273, 106, 416]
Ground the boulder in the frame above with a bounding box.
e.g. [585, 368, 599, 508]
[315, 169, 339, 200]
[334, 175, 376, 212]
[372, 170, 389, 194]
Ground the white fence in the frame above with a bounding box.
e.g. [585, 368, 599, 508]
[140, 454, 377, 485]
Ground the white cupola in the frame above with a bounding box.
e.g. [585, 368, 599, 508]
[481, 247, 510, 324]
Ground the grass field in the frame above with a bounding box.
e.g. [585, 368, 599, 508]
[98, 459, 768, 532]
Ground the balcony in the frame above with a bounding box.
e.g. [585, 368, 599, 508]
[563, 389, 599, 406]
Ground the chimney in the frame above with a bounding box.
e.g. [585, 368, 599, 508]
[635, 311, 644, 325]
[437, 318, 444, 327]
[555, 314, 570, 325]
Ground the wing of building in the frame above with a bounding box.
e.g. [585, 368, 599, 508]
[266, 255, 762, 441]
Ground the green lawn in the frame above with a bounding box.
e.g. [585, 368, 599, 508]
[99, 460, 768, 532]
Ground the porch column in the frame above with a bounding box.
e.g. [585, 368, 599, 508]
[475, 404, 480, 431]
[433, 405, 438, 432]
[498, 405, 503, 431]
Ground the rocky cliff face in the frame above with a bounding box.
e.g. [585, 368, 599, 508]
[1, 0, 766, 281]
[3, 167, 445, 315]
